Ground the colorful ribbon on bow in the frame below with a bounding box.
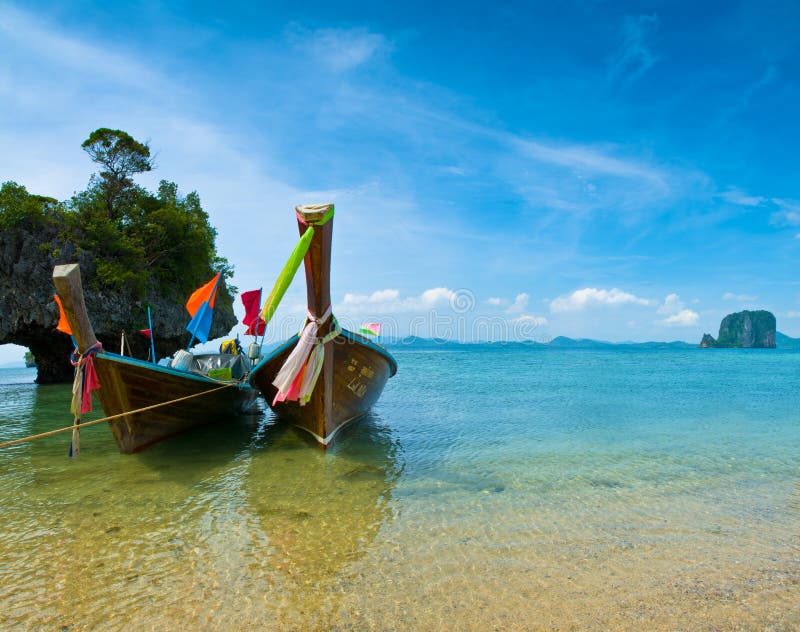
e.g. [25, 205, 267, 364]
[272, 307, 341, 406]
[68, 342, 102, 458]
[70, 342, 102, 414]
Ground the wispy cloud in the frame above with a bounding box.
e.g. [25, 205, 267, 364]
[718, 65, 778, 127]
[722, 292, 757, 301]
[497, 132, 687, 221]
[0, 3, 163, 92]
[769, 198, 800, 227]
[550, 288, 652, 313]
[510, 137, 667, 185]
[715, 191, 800, 239]
[287, 25, 390, 72]
[608, 14, 660, 86]
[657, 293, 685, 315]
[717, 188, 766, 207]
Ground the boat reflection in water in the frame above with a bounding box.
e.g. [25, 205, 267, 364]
[246, 412, 403, 586]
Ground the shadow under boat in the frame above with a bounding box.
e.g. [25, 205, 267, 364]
[129, 397, 268, 483]
[52, 263, 259, 454]
[244, 411, 403, 584]
[249, 204, 398, 448]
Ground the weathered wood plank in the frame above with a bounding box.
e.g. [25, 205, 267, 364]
[52, 263, 98, 353]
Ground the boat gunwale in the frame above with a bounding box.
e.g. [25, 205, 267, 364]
[97, 351, 252, 388]
[249, 328, 398, 389]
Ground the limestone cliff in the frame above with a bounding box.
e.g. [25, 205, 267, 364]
[2, 130, 239, 383]
[699, 310, 776, 348]
[0, 212, 236, 383]
[699, 333, 717, 348]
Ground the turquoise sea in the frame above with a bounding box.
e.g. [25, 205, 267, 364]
[0, 348, 798, 629]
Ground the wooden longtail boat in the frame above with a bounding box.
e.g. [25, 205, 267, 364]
[53, 263, 258, 454]
[249, 204, 397, 447]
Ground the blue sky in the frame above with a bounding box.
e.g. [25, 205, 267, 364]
[1, 0, 799, 361]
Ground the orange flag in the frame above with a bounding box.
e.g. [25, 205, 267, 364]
[53, 295, 73, 335]
[185, 273, 221, 317]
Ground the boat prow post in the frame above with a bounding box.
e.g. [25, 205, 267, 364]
[52, 263, 99, 354]
[251, 203, 397, 448]
[295, 203, 336, 445]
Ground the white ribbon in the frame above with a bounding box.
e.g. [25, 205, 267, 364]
[272, 306, 334, 402]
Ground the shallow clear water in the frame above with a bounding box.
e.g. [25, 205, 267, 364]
[0, 350, 798, 630]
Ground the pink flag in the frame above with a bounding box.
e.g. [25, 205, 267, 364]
[241, 289, 262, 327]
[359, 323, 381, 336]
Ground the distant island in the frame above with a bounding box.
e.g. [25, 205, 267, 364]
[700, 310, 776, 348]
[24, 351, 36, 368]
[383, 329, 800, 350]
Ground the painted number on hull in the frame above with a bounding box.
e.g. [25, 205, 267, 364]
[345, 358, 370, 397]
[346, 378, 368, 398]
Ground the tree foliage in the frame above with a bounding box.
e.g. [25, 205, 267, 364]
[81, 128, 153, 219]
[0, 181, 61, 231]
[3, 130, 232, 301]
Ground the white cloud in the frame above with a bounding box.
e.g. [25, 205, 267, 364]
[657, 293, 684, 315]
[290, 26, 390, 72]
[485, 297, 504, 306]
[658, 309, 699, 326]
[511, 314, 549, 335]
[342, 289, 400, 304]
[341, 287, 456, 312]
[513, 314, 548, 326]
[717, 188, 766, 207]
[722, 292, 757, 301]
[784, 311, 800, 318]
[505, 292, 529, 314]
[419, 287, 456, 305]
[550, 288, 652, 313]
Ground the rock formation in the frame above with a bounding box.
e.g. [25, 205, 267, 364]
[2, 128, 238, 384]
[699, 310, 776, 348]
[699, 333, 717, 348]
[0, 215, 236, 383]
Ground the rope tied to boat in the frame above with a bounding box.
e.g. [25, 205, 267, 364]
[67, 342, 103, 458]
[0, 384, 235, 451]
[272, 306, 341, 406]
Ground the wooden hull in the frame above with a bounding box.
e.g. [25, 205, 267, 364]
[251, 330, 397, 446]
[94, 352, 258, 453]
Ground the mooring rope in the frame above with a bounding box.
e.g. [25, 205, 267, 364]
[0, 383, 235, 450]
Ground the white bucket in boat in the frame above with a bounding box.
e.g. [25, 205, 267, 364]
[171, 349, 193, 372]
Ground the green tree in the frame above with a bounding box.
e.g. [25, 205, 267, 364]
[81, 128, 152, 219]
[68, 130, 232, 298]
[0, 181, 60, 231]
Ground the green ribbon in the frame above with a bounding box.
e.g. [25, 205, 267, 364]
[314, 206, 335, 226]
[260, 226, 315, 324]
